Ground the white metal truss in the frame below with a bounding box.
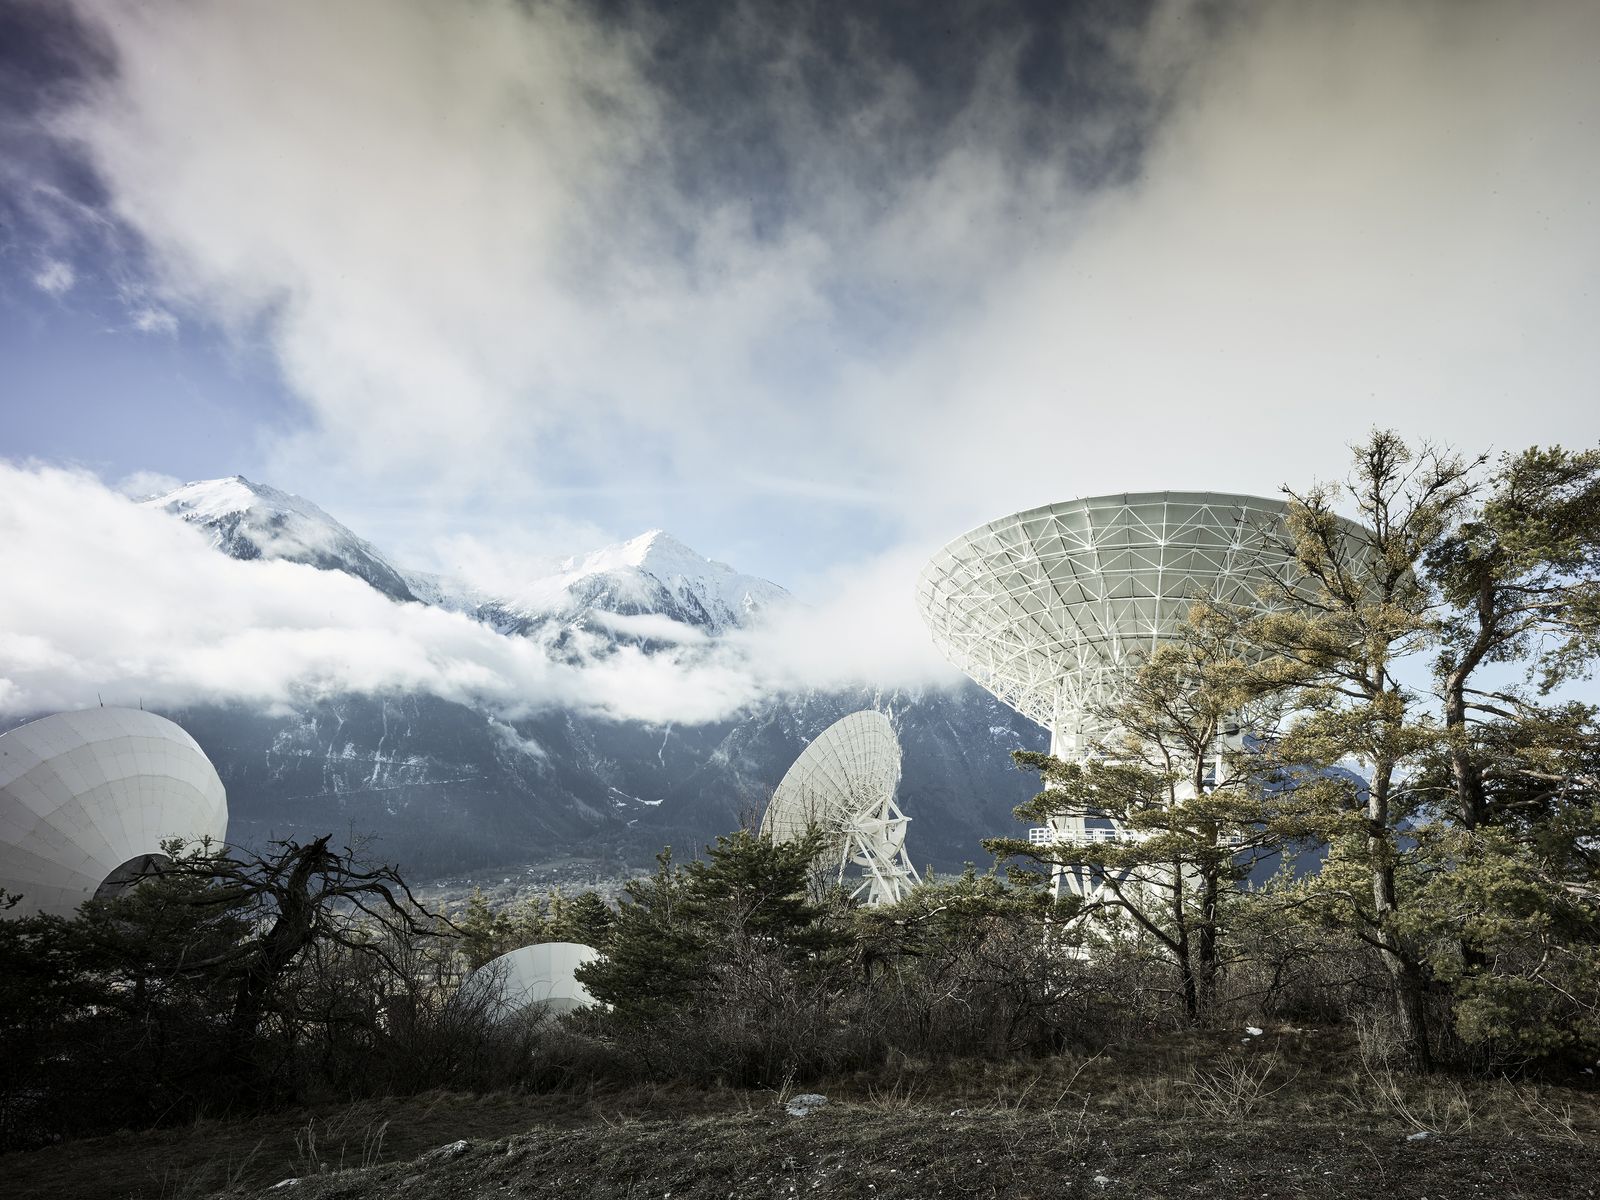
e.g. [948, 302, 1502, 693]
[916, 491, 1363, 904]
[760, 710, 920, 906]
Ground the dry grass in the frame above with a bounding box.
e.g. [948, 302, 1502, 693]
[223, 1093, 1600, 1200]
[7, 1029, 1600, 1199]
[289, 1102, 390, 1177]
[1182, 1055, 1297, 1123]
[3, 1084, 750, 1200]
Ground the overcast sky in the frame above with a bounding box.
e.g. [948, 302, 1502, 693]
[3, 0, 1599, 720]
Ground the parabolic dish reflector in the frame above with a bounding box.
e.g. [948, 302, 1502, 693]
[916, 492, 1363, 747]
[760, 710, 918, 905]
[0, 708, 229, 918]
[461, 940, 600, 1020]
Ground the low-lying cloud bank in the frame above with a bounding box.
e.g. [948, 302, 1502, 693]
[0, 465, 959, 724]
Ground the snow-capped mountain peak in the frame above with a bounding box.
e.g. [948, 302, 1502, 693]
[559, 529, 736, 587]
[144, 476, 418, 603]
[508, 528, 790, 633]
[141, 477, 786, 635]
[151, 476, 336, 542]
[506, 529, 789, 635]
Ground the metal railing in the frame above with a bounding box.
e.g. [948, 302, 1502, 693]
[1028, 826, 1247, 848]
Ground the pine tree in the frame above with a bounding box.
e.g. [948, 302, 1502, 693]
[457, 888, 512, 972]
[576, 850, 702, 1024]
[1398, 448, 1600, 1058]
[986, 616, 1277, 1020]
[679, 830, 842, 962]
[577, 832, 843, 1027]
[1228, 431, 1480, 1068]
[1428, 444, 1600, 830]
[560, 891, 616, 949]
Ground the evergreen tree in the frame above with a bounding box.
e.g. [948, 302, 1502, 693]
[1227, 431, 1480, 1068]
[560, 890, 616, 949]
[987, 617, 1277, 1020]
[1428, 444, 1600, 830]
[578, 831, 842, 1027]
[679, 829, 842, 962]
[457, 888, 514, 971]
[577, 849, 703, 1024]
[1398, 450, 1600, 1058]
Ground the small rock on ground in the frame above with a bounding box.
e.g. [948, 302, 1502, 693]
[785, 1094, 829, 1118]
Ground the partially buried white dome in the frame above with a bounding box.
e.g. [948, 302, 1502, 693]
[0, 708, 228, 918]
[461, 941, 600, 1021]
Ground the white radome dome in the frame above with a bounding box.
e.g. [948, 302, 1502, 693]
[460, 941, 601, 1020]
[0, 708, 229, 918]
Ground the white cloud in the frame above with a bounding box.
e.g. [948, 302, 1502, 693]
[873, 2, 1600, 528]
[0, 465, 961, 725]
[417, 524, 615, 601]
[50, 0, 1088, 512]
[40, 0, 1600, 621]
[732, 544, 957, 695]
[113, 470, 182, 499]
[129, 306, 178, 335]
[32, 258, 75, 296]
[588, 611, 709, 645]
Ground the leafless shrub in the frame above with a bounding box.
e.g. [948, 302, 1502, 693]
[1181, 1055, 1296, 1123]
[1354, 1063, 1483, 1136]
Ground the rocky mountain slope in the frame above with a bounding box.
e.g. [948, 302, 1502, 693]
[137, 479, 1045, 879]
[145, 476, 420, 603]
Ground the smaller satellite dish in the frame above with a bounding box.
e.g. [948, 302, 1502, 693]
[760, 710, 919, 906]
[460, 941, 600, 1022]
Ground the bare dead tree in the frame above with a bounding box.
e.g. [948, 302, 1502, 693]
[144, 835, 453, 1091]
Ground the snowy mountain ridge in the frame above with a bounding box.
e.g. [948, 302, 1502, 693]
[126, 476, 1044, 876]
[145, 476, 420, 603]
[143, 477, 789, 635]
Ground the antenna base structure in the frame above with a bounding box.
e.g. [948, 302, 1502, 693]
[761, 710, 920, 907]
[838, 793, 918, 906]
[1030, 726, 1251, 903]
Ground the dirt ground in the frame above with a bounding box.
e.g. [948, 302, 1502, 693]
[231, 1106, 1600, 1200]
[8, 1033, 1600, 1199]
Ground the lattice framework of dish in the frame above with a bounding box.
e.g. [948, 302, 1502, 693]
[917, 491, 1366, 751]
[760, 710, 918, 905]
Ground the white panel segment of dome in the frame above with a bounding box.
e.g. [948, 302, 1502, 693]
[760, 710, 919, 906]
[461, 941, 601, 1020]
[0, 708, 229, 918]
[916, 491, 1365, 757]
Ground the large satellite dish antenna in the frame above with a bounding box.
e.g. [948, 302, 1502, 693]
[760, 710, 919, 906]
[459, 941, 600, 1022]
[0, 708, 229, 918]
[917, 491, 1367, 899]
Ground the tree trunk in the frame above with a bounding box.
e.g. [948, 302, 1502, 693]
[1196, 871, 1220, 1019]
[1174, 924, 1199, 1022]
[1169, 853, 1200, 1021]
[1368, 763, 1431, 1070]
[1442, 583, 1496, 987]
[224, 838, 333, 1094]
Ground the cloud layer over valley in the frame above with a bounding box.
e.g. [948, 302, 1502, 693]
[0, 465, 957, 724]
